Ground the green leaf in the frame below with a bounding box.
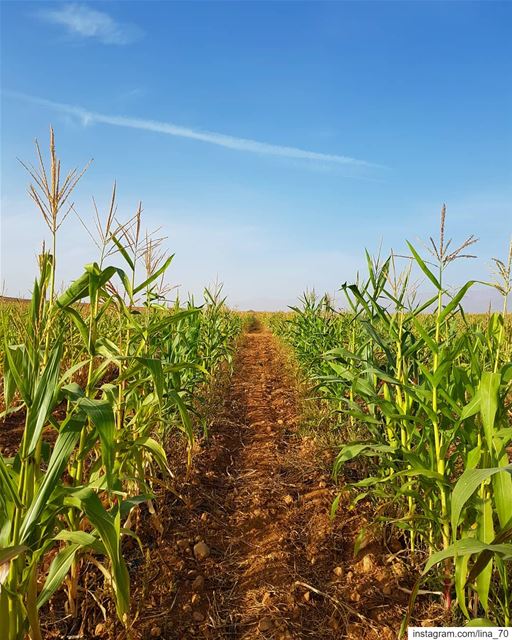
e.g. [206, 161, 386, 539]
[134, 437, 169, 474]
[57, 271, 90, 307]
[407, 241, 441, 290]
[476, 489, 494, 612]
[0, 544, 28, 568]
[451, 465, 512, 534]
[26, 344, 63, 456]
[111, 235, 134, 271]
[133, 255, 174, 295]
[77, 398, 116, 488]
[136, 358, 164, 403]
[466, 619, 496, 627]
[460, 392, 480, 421]
[37, 544, 80, 609]
[423, 538, 512, 575]
[167, 389, 194, 446]
[78, 490, 130, 621]
[0, 455, 22, 507]
[438, 281, 477, 323]
[20, 417, 84, 543]
[63, 307, 92, 352]
[479, 371, 500, 455]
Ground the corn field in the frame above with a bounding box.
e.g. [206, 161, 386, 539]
[1, 132, 511, 639]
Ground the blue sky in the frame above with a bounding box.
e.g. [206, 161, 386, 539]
[1, 1, 511, 310]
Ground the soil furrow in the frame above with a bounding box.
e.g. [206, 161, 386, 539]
[129, 325, 411, 640]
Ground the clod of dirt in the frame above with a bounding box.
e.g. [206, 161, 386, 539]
[192, 611, 204, 622]
[283, 494, 294, 505]
[150, 626, 161, 638]
[375, 567, 392, 583]
[329, 616, 340, 631]
[258, 616, 273, 632]
[347, 623, 364, 639]
[150, 514, 164, 535]
[94, 623, 105, 636]
[302, 488, 329, 502]
[391, 561, 406, 578]
[333, 565, 344, 577]
[193, 541, 210, 561]
[192, 574, 205, 591]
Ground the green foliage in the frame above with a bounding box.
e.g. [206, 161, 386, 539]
[278, 224, 512, 625]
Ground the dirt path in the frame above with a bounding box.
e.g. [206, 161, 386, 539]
[129, 325, 411, 640]
[165, 326, 338, 639]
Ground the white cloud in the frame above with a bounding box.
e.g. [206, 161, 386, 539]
[38, 3, 143, 45]
[5, 91, 385, 172]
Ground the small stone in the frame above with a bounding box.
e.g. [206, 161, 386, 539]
[303, 591, 311, 602]
[333, 566, 344, 577]
[150, 627, 161, 638]
[200, 512, 208, 521]
[94, 623, 105, 637]
[192, 575, 205, 591]
[349, 590, 361, 602]
[191, 593, 201, 605]
[361, 554, 374, 573]
[283, 495, 294, 505]
[193, 541, 210, 561]
[259, 616, 273, 632]
[192, 610, 204, 623]
[177, 539, 190, 552]
[382, 583, 393, 595]
[277, 419, 284, 425]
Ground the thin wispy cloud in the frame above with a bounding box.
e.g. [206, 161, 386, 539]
[5, 91, 384, 171]
[38, 3, 143, 45]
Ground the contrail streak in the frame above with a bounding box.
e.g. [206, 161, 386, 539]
[5, 91, 384, 170]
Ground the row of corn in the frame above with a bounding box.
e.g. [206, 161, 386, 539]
[273, 211, 512, 628]
[0, 132, 242, 639]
